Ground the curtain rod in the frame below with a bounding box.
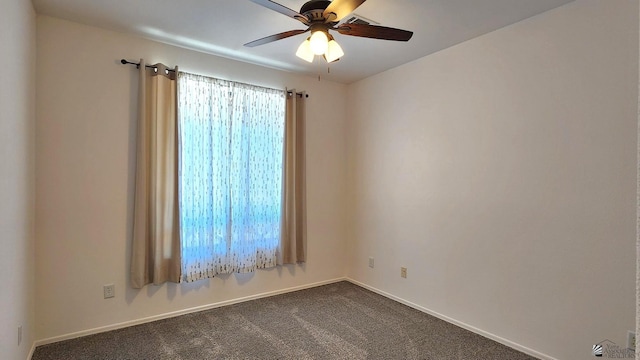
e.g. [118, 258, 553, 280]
[121, 59, 309, 98]
[120, 59, 176, 72]
[288, 91, 309, 98]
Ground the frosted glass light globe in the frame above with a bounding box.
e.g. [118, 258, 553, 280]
[309, 31, 329, 55]
[325, 39, 344, 63]
[296, 39, 314, 62]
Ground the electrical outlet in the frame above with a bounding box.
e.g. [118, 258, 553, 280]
[627, 331, 636, 350]
[17, 326, 22, 346]
[103, 284, 115, 299]
[368, 257, 374, 268]
[401, 267, 407, 278]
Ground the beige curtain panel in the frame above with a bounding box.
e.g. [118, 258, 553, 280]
[278, 90, 307, 265]
[131, 59, 181, 288]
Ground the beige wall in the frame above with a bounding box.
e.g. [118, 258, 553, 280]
[346, 1, 637, 360]
[1, 0, 36, 359]
[35, 16, 348, 342]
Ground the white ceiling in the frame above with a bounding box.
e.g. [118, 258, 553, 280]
[32, 0, 575, 84]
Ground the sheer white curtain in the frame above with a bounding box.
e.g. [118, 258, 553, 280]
[178, 72, 285, 282]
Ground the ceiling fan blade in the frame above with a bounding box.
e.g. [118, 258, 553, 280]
[250, 0, 310, 25]
[244, 29, 308, 47]
[323, 0, 366, 22]
[335, 23, 413, 41]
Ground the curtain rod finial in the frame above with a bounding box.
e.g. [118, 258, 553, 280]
[120, 59, 128, 64]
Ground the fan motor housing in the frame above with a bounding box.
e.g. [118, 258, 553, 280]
[300, 0, 332, 21]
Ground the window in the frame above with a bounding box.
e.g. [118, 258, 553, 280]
[178, 72, 285, 282]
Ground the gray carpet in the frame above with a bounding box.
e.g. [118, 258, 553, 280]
[32, 281, 537, 360]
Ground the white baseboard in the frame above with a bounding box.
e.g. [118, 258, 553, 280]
[27, 341, 36, 360]
[35, 277, 346, 347]
[345, 278, 556, 360]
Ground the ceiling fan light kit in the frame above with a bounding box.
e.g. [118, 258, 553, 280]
[246, 0, 413, 64]
[296, 28, 343, 63]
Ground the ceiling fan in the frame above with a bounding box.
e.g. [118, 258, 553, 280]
[244, 0, 414, 63]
